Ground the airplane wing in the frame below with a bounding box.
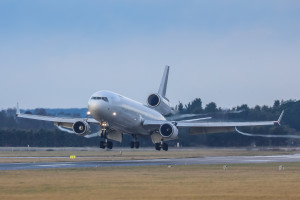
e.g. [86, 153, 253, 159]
[16, 104, 99, 132]
[143, 111, 284, 135]
[16, 112, 99, 124]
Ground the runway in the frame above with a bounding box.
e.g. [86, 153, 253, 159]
[1, 154, 300, 170]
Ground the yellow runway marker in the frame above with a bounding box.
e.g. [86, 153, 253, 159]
[70, 155, 76, 159]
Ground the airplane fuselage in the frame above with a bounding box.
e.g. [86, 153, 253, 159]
[88, 90, 166, 135]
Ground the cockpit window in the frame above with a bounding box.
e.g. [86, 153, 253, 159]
[91, 97, 109, 102]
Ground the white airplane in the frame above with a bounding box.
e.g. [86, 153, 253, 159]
[17, 66, 284, 151]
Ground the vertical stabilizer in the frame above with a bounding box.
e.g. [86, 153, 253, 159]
[16, 103, 20, 116]
[147, 66, 172, 115]
[158, 66, 170, 98]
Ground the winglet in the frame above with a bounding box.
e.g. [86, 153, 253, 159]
[16, 103, 20, 116]
[158, 65, 170, 98]
[274, 110, 284, 126]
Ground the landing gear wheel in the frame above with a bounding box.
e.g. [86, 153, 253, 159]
[155, 143, 161, 151]
[130, 135, 140, 149]
[162, 143, 168, 151]
[130, 141, 135, 149]
[154, 142, 168, 151]
[100, 140, 113, 150]
[100, 141, 105, 149]
[134, 141, 140, 149]
[107, 141, 113, 149]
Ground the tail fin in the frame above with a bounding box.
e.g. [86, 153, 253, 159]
[16, 103, 20, 116]
[158, 65, 170, 98]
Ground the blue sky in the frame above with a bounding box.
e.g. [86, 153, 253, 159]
[1, 0, 300, 109]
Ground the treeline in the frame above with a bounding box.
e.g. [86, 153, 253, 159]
[0, 99, 300, 147]
[0, 129, 97, 147]
[174, 99, 300, 147]
[177, 99, 300, 132]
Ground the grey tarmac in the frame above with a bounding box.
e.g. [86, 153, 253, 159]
[1, 154, 300, 170]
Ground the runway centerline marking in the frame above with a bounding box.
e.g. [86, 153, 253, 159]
[37, 164, 74, 167]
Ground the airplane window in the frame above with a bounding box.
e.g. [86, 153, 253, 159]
[102, 97, 109, 102]
[91, 97, 109, 102]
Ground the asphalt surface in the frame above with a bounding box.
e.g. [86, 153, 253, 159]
[1, 154, 300, 170]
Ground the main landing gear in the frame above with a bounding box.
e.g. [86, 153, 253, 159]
[130, 141, 140, 149]
[99, 128, 113, 150]
[130, 135, 140, 149]
[155, 141, 168, 151]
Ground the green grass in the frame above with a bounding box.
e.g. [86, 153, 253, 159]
[0, 163, 300, 200]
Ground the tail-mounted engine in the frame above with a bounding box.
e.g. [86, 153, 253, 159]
[159, 122, 178, 139]
[72, 121, 91, 136]
[147, 93, 172, 116]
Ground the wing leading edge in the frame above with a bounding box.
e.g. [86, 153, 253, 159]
[16, 112, 99, 124]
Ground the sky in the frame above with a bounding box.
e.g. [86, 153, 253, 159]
[0, 0, 300, 109]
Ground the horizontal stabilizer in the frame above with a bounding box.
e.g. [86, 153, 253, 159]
[275, 110, 284, 126]
[235, 127, 300, 138]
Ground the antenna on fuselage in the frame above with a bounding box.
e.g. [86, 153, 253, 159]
[158, 65, 170, 98]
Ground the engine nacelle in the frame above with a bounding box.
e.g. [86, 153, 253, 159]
[159, 122, 178, 139]
[72, 121, 90, 136]
[147, 93, 172, 116]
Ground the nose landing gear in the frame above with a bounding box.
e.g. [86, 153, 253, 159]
[99, 124, 113, 150]
[99, 139, 113, 149]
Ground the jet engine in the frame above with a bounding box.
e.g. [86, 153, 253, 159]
[72, 121, 90, 136]
[147, 93, 172, 116]
[159, 122, 178, 139]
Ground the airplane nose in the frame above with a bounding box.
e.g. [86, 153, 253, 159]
[88, 100, 107, 118]
[88, 101, 99, 115]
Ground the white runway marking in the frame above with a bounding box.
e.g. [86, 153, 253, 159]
[245, 160, 273, 163]
[37, 164, 74, 167]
